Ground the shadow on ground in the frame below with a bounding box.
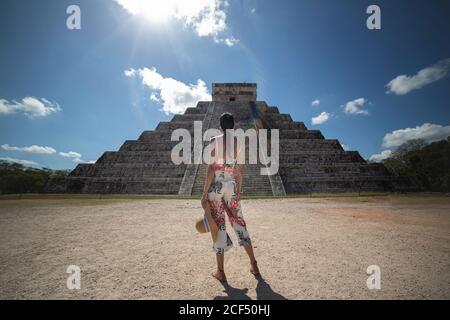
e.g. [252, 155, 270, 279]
[213, 275, 287, 300]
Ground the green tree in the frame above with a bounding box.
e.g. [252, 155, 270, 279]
[382, 136, 450, 192]
[0, 161, 70, 194]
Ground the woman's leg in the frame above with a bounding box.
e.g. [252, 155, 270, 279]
[243, 243, 256, 264]
[208, 188, 232, 282]
[224, 193, 260, 275]
[212, 252, 226, 281]
[243, 243, 260, 275]
[216, 252, 225, 270]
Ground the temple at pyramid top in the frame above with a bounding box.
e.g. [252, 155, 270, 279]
[212, 83, 257, 102]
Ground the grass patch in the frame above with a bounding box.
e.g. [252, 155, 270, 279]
[0, 193, 198, 207]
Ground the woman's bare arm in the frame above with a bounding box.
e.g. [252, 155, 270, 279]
[234, 136, 243, 198]
[202, 138, 216, 208]
[201, 164, 215, 209]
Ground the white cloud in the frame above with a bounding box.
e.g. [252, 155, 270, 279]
[250, 8, 256, 14]
[59, 151, 83, 163]
[71, 158, 94, 164]
[382, 123, 450, 148]
[386, 58, 450, 95]
[311, 99, 320, 107]
[1, 144, 56, 154]
[0, 97, 61, 118]
[341, 144, 350, 151]
[125, 67, 211, 115]
[215, 36, 239, 46]
[124, 69, 135, 77]
[343, 98, 369, 115]
[369, 150, 392, 162]
[114, 0, 238, 46]
[0, 157, 40, 167]
[311, 112, 330, 125]
[150, 93, 160, 102]
[0, 144, 92, 166]
[59, 151, 82, 159]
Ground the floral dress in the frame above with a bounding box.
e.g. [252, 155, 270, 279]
[207, 158, 252, 254]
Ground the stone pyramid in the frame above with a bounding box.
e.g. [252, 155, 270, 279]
[44, 83, 393, 195]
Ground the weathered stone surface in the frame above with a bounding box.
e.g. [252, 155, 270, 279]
[212, 83, 257, 102]
[44, 83, 396, 195]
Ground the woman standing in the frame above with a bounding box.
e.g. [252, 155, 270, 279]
[201, 113, 260, 282]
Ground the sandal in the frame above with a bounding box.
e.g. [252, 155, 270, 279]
[250, 260, 260, 276]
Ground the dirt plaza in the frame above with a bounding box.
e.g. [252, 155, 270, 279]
[0, 195, 449, 299]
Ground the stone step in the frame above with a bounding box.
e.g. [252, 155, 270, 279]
[156, 122, 198, 131]
[47, 176, 183, 194]
[279, 163, 389, 175]
[119, 141, 182, 151]
[265, 113, 292, 121]
[97, 150, 193, 162]
[267, 121, 306, 130]
[77, 176, 184, 183]
[72, 171, 186, 179]
[71, 165, 186, 178]
[278, 151, 365, 162]
[139, 130, 199, 142]
[184, 107, 206, 114]
[279, 130, 324, 139]
[279, 122, 307, 130]
[139, 131, 170, 142]
[119, 138, 347, 156]
[279, 139, 341, 151]
[76, 163, 185, 169]
[171, 114, 206, 122]
[284, 179, 393, 193]
[282, 175, 393, 182]
[266, 106, 280, 114]
[282, 174, 392, 181]
[280, 162, 378, 168]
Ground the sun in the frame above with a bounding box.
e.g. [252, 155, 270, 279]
[138, 1, 176, 23]
[116, 0, 178, 23]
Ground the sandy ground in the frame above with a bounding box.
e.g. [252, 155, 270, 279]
[0, 195, 449, 300]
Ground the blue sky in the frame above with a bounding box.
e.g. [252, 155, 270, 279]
[0, 0, 449, 169]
